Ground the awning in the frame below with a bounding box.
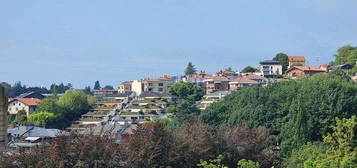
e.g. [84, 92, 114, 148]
[25, 137, 41, 142]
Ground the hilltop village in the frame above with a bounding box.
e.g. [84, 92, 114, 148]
[3, 54, 357, 150]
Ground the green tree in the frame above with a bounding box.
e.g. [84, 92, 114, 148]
[333, 45, 357, 67]
[37, 98, 61, 114]
[103, 85, 114, 90]
[58, 90, 89, 120]
[237, 159, 260, 168]
[83, 86, 91, 95]
[198, 155, 228, 168]
[93, 80, 101, 90]
[241, 66, 258, 73]
[185, 62, 197, 75]
[15, 109, 28, 125]
[173, 99, 200, 123]
[28, 112, 57, 127]
[273, 52, 289, 72]
[169, 82, 205, 101]
[287, 116, 357, 168]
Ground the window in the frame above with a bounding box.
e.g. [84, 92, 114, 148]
[148, 83, 153, 86]
[148, 88, 153, 91]
[158, 88, 164, 92]
[158, 83, 163, 86]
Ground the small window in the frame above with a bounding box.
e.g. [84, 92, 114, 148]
[148, 88, 153, 91]
[158, 88, 164, 92]
[158, 83, 163, 86]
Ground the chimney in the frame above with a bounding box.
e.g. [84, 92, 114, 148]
[0, 85, 8, 153]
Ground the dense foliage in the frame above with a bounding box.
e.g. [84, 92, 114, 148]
[27, 90, 90, 128]
[1, 121, 276, 168]
[332, 45, 357, 67]
[241, 66, 258, 73]
[169, 81, 205, 101]
[286, 116, 357, 167]
[200, 74, 357, 156]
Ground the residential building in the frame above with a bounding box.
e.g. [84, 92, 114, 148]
[216, 70, 240, 80]
[131, 76, 175, 95]
[8, 98, 41, 116]
[319, 64, 331, 72]
[244, 73, 268, 86]
[182, 71, 211, 88]
[118, 81, 132, 93]
[259, 60, 283, 78]
[286, 66, 326, 78]
[229, 77, 259, 91]
[288, 56, 306, 68]
[198, 91, 230, 110]
[7, 126, 68, 148]
[203, 76, 230, 94]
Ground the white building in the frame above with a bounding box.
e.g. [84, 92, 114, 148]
[131, 76, 175, 95]
[259, 60, 283, 77]
[8, 98, 41, 116]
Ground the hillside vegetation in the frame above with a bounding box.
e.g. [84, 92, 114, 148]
[200, 73, 357, 156]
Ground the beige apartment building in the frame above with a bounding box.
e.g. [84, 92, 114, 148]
[118, 81, 133, 93]
[131, 76, 175, 95]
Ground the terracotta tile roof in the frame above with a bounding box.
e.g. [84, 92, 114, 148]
[11, 98, 41, 106]
[291, 66, 325, 72]
[142, 76, 174, 82]
[230, 77, 259, 83]
[245, 73, 267, 80]
[288, 56, 306, 62]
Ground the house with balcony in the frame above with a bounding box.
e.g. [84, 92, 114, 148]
[203, 76, 230, 94]
[229, 77, 259, 91]
[182, 71, 212, 88]
[259, 60, 283, 78]
[118, 81, 132, 93]
[131, 76, 175, 95]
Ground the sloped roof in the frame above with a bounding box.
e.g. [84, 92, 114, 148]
[245, 73, 267, 80]
[287, 66, 325, 73]
[230, 77, 259, 84]
[10, 98, 41, 106]
[8, 126, 68, 138]
[288, 56, 306, 62]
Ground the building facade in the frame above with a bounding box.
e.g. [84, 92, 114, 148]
[8, 98, 41, 116]
[131, 76, 175, 95]
[259, 60, 283, 77]
[229, 77, 259, 91]
[204, 76, 230, 94]
[118, 81, 132, 93]
[288, 56, 306, 68]
[286, 66, 326, 78]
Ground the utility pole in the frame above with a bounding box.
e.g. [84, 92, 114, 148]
[0, 85, 8, 153]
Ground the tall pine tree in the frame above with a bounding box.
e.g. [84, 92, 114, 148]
[185, 62, 197, 75]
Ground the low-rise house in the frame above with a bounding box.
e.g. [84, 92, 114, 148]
[259, 60, 283, 78]
[198, 91, 230, 110]
[7, 126, 68, 148]
[319, 64, 331, 72]
[8, 98, 41, 116]
[286, 66, 326, 78]
[244, 73, 268, 86]
[216, 70, 240, 80]
[118, 81, 132, 93]
[182, 71, 211, 88]
[131, 76, 175, 95]
[288, 56, 306, 68]
[204, 76, 230, 94]
[229, 77, 259, 91]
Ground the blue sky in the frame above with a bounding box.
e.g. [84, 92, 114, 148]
[1, 0, 357, 88]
